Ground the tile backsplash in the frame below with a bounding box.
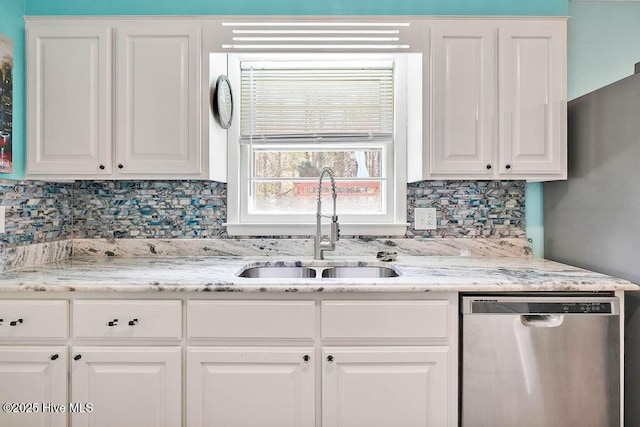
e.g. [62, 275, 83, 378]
[0, 179, 525, 248]
[408, 180, 525, 238]
[73, 181, 227, 239]
[0, 180, 73, 247]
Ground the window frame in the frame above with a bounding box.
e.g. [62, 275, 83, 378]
[225, 52, 415, 236]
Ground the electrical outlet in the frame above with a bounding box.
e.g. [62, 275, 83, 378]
[0, 206, 4, 233]
[415, 207, 437, 230]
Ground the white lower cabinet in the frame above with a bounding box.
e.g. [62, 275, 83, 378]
[322, 347, 450, 427]
[70, 346, 182, 427]
[0, 295, 457, 427]
[187, 347, 316, 427]
[0, 346, 68, 427]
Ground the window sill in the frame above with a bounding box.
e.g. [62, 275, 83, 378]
[225, 223, 409, 237]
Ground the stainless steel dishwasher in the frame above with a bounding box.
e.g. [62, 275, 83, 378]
[461, 295, 620, 427]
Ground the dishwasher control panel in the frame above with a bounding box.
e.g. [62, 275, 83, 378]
[464, 297, 618, 315]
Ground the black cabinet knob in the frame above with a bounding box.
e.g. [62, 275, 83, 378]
[128, 319, 138, 326]
[303, 355, 310, 363]
[327, 355, 334, 363]
[98, 164, 105, 170]
[118, 164, 124, 169]
[505, 164, 512, 170]
[107, 319, 118, 327]
[486, 164, 492, 170]
[50, 354, 59, 361]
[9, 319, 23, 326]
[74, 355, 82, 361]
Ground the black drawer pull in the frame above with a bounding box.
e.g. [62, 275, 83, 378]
[107, 319, 118, 327]
[73, 355, 82, 361]
[9, 319, 23, 326]
[128, 319, 138, 326]
[327, 355, 334, 363]
[50, 354, 59, 361]
[303, 355, 310, 363]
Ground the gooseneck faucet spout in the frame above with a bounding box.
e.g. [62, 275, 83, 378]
[314, 167, 340, 260]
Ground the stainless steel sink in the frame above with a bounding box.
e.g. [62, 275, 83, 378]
[321, 266, 398, 278]
[238, 266, 316, 278]
[237, 264, 399, 279]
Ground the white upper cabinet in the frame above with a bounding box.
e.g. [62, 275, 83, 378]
[499, 20, 566, 178]
[116, 25, 200, 175]
[26, 19, 202, 180]
[430, 21, 496, 177]
[25, 17, 565, 182]
[426, 18, 567, 181]
[26, 25, 112, 175]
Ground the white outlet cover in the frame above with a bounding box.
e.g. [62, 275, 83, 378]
[415, 207, 437, 230]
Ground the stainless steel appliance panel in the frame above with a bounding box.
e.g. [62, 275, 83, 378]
[543, 70, 640, 425]
[462, 296, 620, 427]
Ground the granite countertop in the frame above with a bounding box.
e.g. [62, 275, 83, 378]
[0, 255, 636, 293]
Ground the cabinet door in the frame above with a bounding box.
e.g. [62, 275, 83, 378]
[116, 24, 200, 175]
[0, 346, 67, 427]
[26, 25, 112, 175]
[71, 346, 181, 427]
[323, 347, 450, 427]
[430, 22, 496, 177]
[499, 20, 566, 178]
[187, 347, 315, 427]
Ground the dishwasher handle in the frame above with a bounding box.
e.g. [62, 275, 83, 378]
[521, 314, 564, 328]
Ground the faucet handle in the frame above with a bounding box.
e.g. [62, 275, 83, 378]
[331, 220, 340, 241]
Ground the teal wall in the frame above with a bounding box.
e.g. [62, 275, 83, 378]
[526, 183, 544, 257]
[568, 1, 640, 100]
[0, 0, 25, 180]
[25, 0, 568, 16]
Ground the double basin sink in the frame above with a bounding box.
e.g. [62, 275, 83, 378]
[238, 264, 399, 279]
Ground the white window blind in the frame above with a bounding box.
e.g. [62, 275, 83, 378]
[240, 61, 394, 144]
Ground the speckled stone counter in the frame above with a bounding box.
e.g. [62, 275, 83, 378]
[0, 256, 635, 293]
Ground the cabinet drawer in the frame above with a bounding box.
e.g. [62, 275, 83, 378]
[187, 301, 315, 340]
[73, 300, 182, 339]
[322, 301, 449, 340]
[0, 300, 68, 339]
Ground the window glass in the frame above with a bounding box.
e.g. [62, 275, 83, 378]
[251, 148, 384, 214]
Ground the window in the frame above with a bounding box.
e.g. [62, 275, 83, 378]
[226, 53, 417, 236]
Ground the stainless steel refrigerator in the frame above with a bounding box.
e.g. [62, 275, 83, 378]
[544, 64, 640, 425]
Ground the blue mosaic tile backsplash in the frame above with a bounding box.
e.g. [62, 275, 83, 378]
[407, 180, 525, 238]
[73, 181, 227, 239]
[0, 179, 73, 246]
[0, 179, 525, 247]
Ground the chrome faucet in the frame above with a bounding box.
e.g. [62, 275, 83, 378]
[314, 167, 340, 260]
